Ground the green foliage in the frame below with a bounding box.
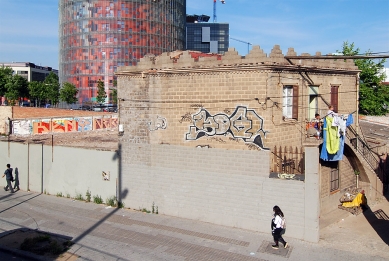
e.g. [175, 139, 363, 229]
[66, 193, 70, 198]
[338, 41, 388, 115]
[56, 192, 63, 197]
[85, 189, 91, 202]
[118, 201, 125, 208]
[93, 195, 103, 204]
[5, 74, 28, 105]
[44, 72, 60, 106]
[0, 66, 13, 97]
[75, 193, 84, 201]
[96, 79, 106, 104]
[59, 82, 78, 104]
[106, 196, 117, 207]
[140, 208, 151, 213]
[28, 81, 46, 107]
[110, 88, 117, 105]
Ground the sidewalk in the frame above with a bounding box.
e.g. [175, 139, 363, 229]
[0, 189, 388, 261]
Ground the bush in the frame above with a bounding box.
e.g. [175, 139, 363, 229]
[93, 195, 103, 204]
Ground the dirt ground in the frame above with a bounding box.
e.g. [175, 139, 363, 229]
[4, 107, 118, 151]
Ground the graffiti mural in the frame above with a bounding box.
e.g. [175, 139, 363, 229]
[13, 115, 118, 135]
[186, 106, 269, 150]
[93, 116, 118, 130]
[148, 115, 167, 131]
[33, 119, 51, 134]
[76, 117, 93, 132]
[52, 118, 77, 133]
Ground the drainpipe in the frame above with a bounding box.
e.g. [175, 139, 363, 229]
[356, 73, 360, 151]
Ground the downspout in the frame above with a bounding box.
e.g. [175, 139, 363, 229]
[356, 72, 360, 151]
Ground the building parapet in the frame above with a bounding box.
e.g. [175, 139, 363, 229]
[116, 45, 359, 76]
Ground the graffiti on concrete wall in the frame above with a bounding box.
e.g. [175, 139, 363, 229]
[75, 117, 92, 132]
[12, 120, 31, 135]
[186, 106, 269, 150]
[52, 118, 77, 133]
[148, 115, 167, 131]
[12, 115, 118, 135]
[93, 116, 118, 130]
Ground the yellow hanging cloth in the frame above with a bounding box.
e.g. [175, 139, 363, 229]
[325, 117, 340, 154]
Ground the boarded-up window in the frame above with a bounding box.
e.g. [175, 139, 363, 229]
[283, 85, 299, 120]
[331, 86, 339, 113]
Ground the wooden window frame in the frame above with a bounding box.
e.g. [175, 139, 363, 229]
[330, 85, 339, 113]
[283, 85, 299, 120]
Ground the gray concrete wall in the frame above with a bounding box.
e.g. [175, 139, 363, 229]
[0, 142, 118, 202]
[121, 144, 307, 240]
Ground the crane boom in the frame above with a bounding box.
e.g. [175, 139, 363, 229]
[230, 37, 252, 53]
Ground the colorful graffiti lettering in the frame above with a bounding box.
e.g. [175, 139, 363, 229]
[186, 106, 269, 150]
[13, 116, 118, 135]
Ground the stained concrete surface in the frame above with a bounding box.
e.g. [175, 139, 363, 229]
[0, 189, 387, 261]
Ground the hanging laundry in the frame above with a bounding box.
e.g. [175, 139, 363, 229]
[320, 117, 344, 161]
[346, 114, 354, 126]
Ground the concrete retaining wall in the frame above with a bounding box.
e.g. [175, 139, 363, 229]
[0, 142, 118, 202]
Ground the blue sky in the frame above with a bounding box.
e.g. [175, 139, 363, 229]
[0, 0, 388, 69]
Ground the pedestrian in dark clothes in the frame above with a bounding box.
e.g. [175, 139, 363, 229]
[271, 205, 288, 249]
[2, 164, 14, 193]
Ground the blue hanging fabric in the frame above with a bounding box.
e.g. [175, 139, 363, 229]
[346, 114, 354, 127]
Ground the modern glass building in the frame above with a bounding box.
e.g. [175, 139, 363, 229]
[186, 14, 229, 54]
[59, 0, 186, 103]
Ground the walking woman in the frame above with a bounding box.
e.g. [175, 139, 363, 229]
[271, 205, 288, 249]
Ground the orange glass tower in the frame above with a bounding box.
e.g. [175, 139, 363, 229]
[59, 0, 186, 103]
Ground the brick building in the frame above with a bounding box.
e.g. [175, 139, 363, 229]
[116, 46, 385, 242]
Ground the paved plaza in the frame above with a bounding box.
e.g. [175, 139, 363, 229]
[0, 189, 388, 261]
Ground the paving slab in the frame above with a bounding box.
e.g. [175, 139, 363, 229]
[0, 189, 388, 261]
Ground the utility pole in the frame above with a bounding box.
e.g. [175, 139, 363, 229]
[230, 37, 252, 54]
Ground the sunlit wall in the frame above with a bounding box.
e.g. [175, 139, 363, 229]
[59, 0, 186, 103]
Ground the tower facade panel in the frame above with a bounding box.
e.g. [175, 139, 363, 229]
[59, 0, 186, 103]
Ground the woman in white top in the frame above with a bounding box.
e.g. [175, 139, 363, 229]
[271, 205, 288, 249]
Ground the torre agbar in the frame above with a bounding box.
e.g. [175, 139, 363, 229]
[59, 0, 186, 103]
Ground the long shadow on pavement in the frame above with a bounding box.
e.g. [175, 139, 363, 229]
[363, 205, 389, 246]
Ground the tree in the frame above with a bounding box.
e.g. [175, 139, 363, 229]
[0, 66, 13, 97]
[110, 78, 118, 105]
[28, 81, 47, 107]
[44, 72, 60, 106]
[96, 79, 106, 104]
[60, 82, 78, 104]
[5, 75, 28, 105]
[338, 41, 388, 115]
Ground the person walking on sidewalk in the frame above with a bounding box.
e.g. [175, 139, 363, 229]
[2, 164, 14, 193]
[271, 205, 288, 249]
[13, 167, 20, 191]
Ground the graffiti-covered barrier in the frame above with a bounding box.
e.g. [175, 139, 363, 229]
[0, 141, 118, 202]
[11, 115, 118, 135]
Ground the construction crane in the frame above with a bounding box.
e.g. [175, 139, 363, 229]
[213, 0, 225, 23]
[230, 37, 252, 54]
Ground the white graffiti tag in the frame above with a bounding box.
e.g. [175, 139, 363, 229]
[186, 106, 269, 150]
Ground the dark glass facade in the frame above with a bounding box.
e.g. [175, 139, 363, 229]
[59, 0, 186, 103]
[186, 23, 229, 54]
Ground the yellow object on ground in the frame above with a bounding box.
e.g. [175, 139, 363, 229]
[342, 192, 367, 208]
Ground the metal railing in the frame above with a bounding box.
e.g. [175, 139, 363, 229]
[346, 125, 385, 183]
